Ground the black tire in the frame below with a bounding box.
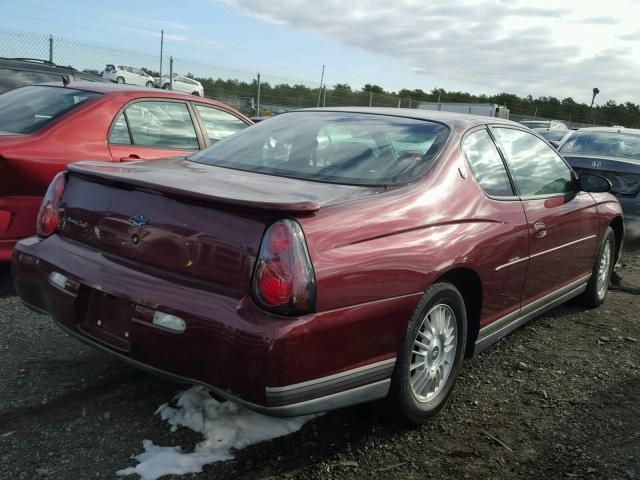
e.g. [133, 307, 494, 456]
[146, 81, 154, 88]
[579, 227, 615, 308]
[191, 91, 200, 97]
[116, 76, 125, 84]
[161, 83, 169, 90]
[389, 282, 467, 424]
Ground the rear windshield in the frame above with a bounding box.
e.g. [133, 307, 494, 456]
[539, 130, 567, 142]
[189, 111, 450, 186]
[0, 85, 100, 134]
[559, 131, 640, 161]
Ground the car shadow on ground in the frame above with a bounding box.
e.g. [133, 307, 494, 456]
[0, 264, 15, 297]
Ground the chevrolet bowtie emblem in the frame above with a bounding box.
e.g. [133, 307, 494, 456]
[128, 215, 149, 227]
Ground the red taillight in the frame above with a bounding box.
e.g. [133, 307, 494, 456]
[253, 219, 315, 315]
[36, 172, 66, 237]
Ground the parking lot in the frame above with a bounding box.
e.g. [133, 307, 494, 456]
[0, 246, 638, 480]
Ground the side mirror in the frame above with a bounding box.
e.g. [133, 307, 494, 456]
[579, 173, 612, 193]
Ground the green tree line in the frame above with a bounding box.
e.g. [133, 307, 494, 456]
[89, 67, 640, 127]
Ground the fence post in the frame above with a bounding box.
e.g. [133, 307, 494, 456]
[408, 97, 412, 108]
[159, 30, 163, 86]
[48, 35, 53, 63]
[397, 99, 401, 108]
[256, 73, 261, 115]
[533, 107, 538, 119]
[316, 65, 325, 107]
[322, 85, 326, 107]
[169, 56, 173, 90]
[368, 91, 373, 107]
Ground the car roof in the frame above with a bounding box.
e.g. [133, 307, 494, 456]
[17, 82, 252, 122]
[575, 126, 640, 135]
[295, 107, 519, 129]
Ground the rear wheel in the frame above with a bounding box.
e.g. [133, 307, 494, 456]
[390, 282, 467, 424]
[579, 227, 615, 308]
[146, 81, 154, 88]
[116, 76, 125, 84]
[191, 91, 200, 97]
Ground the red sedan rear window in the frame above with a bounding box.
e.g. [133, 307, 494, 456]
[0, 85, 100, 134]
[189, 111, 450, 186]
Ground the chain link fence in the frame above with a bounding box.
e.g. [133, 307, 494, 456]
[0, 28, 608, 126]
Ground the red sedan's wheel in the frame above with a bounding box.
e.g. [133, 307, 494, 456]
[579, 227, 615, 308]
[390, 282, 467, 424]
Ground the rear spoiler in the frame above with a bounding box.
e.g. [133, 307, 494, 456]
[67, 161, 321, 213]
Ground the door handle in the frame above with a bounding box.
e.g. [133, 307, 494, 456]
[533, 222, 547, 238]
[120, 154, 141, 162]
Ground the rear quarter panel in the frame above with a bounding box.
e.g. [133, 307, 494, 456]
[298, 141, 529, 347]
[590, 192, 624, 252]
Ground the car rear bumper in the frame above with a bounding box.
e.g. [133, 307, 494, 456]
[12, 235, 415, 416]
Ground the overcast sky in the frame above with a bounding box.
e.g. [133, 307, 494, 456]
[4, 0, 640, 104]
[222, 0, 640, 104]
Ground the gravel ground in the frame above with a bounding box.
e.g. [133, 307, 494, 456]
[0, 248, 638, 480]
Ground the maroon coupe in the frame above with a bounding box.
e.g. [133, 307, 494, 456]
[12, 108, 622, 424]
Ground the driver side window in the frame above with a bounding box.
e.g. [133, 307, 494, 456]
[491, 127, 575, 197]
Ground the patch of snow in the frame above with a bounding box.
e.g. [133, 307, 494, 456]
[117, 386, 316, 480]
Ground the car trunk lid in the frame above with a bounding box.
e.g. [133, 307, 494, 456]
[59, 157, 383, 289]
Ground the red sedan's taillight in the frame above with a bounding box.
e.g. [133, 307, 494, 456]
[253, 219, 316, 315]
[36, 172, 66, 237]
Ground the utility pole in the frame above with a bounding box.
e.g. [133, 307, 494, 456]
[368, 90, 373, 107]
[316, 65, 325, 107]
[590, 87, 600, 120]
[256, 73, 261, 115]
[159, 30, 164, 86]
[48, 35, 53, 63]
[322, 85, 327, 107]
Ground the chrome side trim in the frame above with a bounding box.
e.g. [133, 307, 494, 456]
[40, 305, 391, 418]
[494, 235, 597, 271]
[474, 274, 591, 354]
[529, 235, 597, 260]
[495, 256, 528, 271]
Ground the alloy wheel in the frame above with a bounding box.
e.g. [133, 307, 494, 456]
[597, 239, 612, 298]
[410, 304, 457, 402]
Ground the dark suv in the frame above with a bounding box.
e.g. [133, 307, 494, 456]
[0, 58, 106, 94]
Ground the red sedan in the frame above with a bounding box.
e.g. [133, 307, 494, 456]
[0, 82, 252, 261]
[13, 108, 622, 424]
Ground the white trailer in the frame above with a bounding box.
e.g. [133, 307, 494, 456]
[417, 102, 510, 119]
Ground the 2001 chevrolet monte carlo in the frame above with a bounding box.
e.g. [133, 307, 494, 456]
[12, 108, 623, 424]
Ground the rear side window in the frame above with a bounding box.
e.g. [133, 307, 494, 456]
[195, 105, 248, 143]
[119, 101, 199, 150]
[0, 85, 99, 133]
[0, 68, 65, 94]
[109, 112, 131, 144]
[189, 111, 450, 186]
[462, 129, 513, 197]
[492, 127, 574, 197]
